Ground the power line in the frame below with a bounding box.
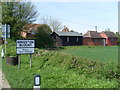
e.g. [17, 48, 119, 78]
[38, 12, 116, 30]
[39, 12, 95, 26]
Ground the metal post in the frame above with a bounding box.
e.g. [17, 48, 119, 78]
[1, 49, 4, 59]
[18, 55, 20, 69]
[4, 24, 6, 53]
[30, 54, 32, 68]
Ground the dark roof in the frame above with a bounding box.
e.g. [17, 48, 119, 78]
[102, 31, 118, 38]
[83, 31, 104, 38]
[53, 31, 82, 36]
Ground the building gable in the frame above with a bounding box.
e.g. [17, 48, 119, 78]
[83, 31, 104, 39]
[101, 31, 118, 38]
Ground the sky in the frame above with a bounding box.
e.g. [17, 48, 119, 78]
[32, 1, 118, 34]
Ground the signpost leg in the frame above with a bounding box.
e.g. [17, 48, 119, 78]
[18, 55, 20, 69]
[30, 54, 32, 68]
[5, 24, 6, 53]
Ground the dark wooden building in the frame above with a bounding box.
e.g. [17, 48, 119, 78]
[51, 31, 83, 46]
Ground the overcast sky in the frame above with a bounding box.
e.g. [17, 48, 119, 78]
[33, 1, 118, 34]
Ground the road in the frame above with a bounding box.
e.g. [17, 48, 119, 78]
[0, 68, 11, 89]
[0, 45, 11, 89]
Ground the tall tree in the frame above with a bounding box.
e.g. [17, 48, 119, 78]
[40, 16, 63, 32]
[2, 1, 38, 39]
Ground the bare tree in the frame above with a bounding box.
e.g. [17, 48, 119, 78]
[40, 16, 63, 32]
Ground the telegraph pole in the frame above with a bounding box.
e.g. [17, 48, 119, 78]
[95, 26, 97, 32]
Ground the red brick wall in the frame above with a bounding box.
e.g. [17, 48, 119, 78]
[100, 33, 118, 46]
[83, 37, 104, 46]
[107, 38, 118, 46]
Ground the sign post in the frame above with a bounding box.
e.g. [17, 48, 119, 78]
[18, 55, 21, 69]
[5, 24, 6, 53]
[1, 49, 4, 59]
[2, 24, 10, 54]
[16, 40, 35, 69]
[30, 54, 32, 68]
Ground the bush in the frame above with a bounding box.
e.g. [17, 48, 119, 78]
[35, 25, 55, 48]
[3, 39, 17, 57]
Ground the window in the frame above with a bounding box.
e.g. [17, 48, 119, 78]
[67, 37, 69, 42]
[31, 32, 36, 35]
[98, 39, 101, 42]
[111, 38, 114, 42]
[93, 39, 96, 42]
[77, 37, 79, 42]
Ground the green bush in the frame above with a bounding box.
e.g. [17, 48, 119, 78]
[3, 39, 17, 57]
[35, 25, 55, 48]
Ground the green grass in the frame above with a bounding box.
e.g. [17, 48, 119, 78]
[57, 46, 118, 63]
[2, 51, 119, 88]
[2, 39, 119, 88]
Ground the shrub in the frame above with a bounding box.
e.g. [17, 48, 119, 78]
[35, 25, 55, 48]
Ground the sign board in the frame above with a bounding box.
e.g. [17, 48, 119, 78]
[2, 24, 10, 38]
[17, 48, 34, 54]
[16, 40, 35, 54]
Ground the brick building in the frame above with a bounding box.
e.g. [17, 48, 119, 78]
[100, 31, 118, 46]
[83, 31, 105, 46]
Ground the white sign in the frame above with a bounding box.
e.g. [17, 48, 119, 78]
[17, 40, 35, 48]
[2, 24, 10, 38]
[35, 77, 40, 85]
[16, 40, 35, 54]
[17, 48, 34, 54]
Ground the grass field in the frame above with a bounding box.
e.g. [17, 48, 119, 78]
[57, 46, 118, 63]
[2, 39, 119, 88]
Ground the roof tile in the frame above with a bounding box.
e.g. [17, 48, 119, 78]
[84, 31, 104, 38]
[55, 31, 82, 36]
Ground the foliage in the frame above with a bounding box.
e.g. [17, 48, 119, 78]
[2, 40, 119, 88]
[116, 32, 120, 45]
[2, 49, 119, 88]
[2, 1, 38, 40]
[35, 25, 54, 48]
[3, 39, 16, 57]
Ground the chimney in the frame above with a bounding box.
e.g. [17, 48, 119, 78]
[64, 25, 66, 29]
[95, 26, 97, 32]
